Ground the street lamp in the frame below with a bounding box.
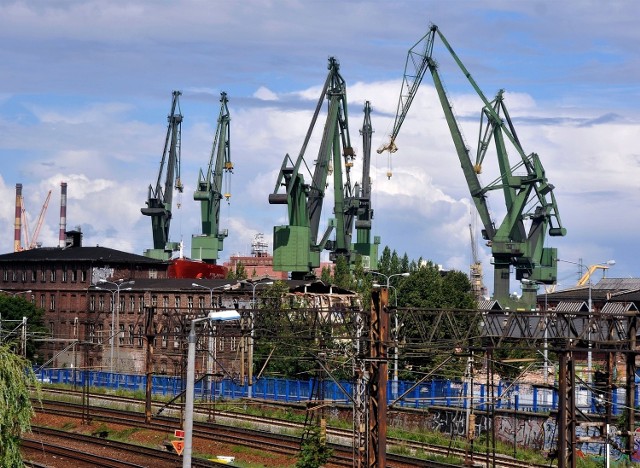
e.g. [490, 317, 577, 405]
[94, 279, 134, 375]
[369, 271, 410, 398]
[239, 279, 274, 398]
[191, 283, 231, 398]
[559, 258, 615, 382]
[183, 309, 240, 468]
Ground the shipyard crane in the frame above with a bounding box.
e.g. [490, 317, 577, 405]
[141, 91, 184, 260]
[379, 24, 566, 308]
[269, 57, 356, 279]
[351, 101, 380, 271]
[19, 189, 52, 250]
[191, 92, 233, 263]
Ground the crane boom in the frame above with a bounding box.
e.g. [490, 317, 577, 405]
[29, 190, 52, 249]
[382, 23, 567, 308]
[141, 90, 184, 260]
[192, 92, 233, 263]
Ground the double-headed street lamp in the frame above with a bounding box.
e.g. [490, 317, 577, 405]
[369, 271, 410, 398]
[183, 309, 240, 468]
[239, 279, 273, 398]
[94, 279, 134, 375]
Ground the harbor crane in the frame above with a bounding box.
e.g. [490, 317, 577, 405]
[269, 57, 356, 279]
[379, 24, 566, 308]
[191, 92, 233, 263]
[141, 91, 184, 260]
[351, 101, 380, 271]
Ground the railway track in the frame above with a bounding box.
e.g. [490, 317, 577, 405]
[35, 390, 554, 467]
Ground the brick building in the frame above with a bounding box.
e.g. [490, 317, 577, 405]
[0, 236, 358, 378]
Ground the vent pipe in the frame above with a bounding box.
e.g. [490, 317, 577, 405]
[59, 182, 67, 248]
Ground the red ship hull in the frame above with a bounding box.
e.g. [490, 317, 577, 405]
[167, 258, 227, 279]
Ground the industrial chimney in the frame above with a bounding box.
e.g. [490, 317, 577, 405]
[14, 183, 22, 252]
[59, 182, 67, 248]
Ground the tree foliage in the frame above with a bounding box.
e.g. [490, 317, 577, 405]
[0, 295, 47, 361]
[0, 344, 39, 467]
[296, 426, 333, 468]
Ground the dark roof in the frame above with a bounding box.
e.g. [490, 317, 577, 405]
[0, 246, 164, 265]
[478, 299, 502, 311]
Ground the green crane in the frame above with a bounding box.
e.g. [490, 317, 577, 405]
[269, 57, 356, 279]
[379, 24, 566, 308]
[191, 92, 233, 263]
[141, 90, 184, 260]
[351, 101, 380, 271]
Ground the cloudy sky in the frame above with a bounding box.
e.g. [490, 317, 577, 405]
[1, 0, 638, 296]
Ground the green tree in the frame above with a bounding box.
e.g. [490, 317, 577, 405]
[0, 295, 46, 361]
[0, 344, 39, 467]
[332, 255, 353, 290]
[378, 246, 392, 275]
[296, 426, 333, 468]
[320, 266, 332, 284]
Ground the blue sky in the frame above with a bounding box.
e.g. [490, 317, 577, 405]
[0, 0, 638, 295]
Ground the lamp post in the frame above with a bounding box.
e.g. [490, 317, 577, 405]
[191, 283, 231, 398]
[183, 310, 240, 468]
[369, 271, 410, 398]
[559, 258, 615, 382]
[239, 279, 273, 398]
[94, 279, 133, 376]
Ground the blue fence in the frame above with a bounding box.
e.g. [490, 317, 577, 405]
[35, 367, 630, 416]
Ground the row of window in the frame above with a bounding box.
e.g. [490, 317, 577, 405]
[88, 294, 219, 313]
[3, 267, 87, 283]
[84, 323, 238, 351]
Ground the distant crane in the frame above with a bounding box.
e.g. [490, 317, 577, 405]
[469, 221, 486, 302]
[379, 24, 566, 309]
[577, 261, 615, 286]
[141, 91, 184, 260]
[269, 57, 356, 279]
[191, 92, 233, 263]
[20, 189, 52, 250]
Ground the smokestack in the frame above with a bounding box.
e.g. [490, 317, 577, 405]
[14, 183, 22, 252]
[59, 182, 67, 248]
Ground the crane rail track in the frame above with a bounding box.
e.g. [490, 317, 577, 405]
[35, 390, 554, 467]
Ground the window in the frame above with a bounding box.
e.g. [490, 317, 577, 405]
[173, 326, 180, 349]
[40, 294, 45, 309]
[71, 269, 77, 282]
[21, 270, 27, 282]
[119, 324, 125, 345]
[49, 295, 56, 311]
[187, 296, 193, 310]
[137, 326, 144, 347]
[89, 296, 95, 311]
[198, 296, 205, 309]
[151, 295, 157, 307]
[119, 295, 125, 313]
[130, 296, 135, 313]
[218, 337, 225, 352]
[89, 323, 95, 343]
[31, 270, 36, 282]
[11, 270, 16, 281]
[97, 324, 104, 344]
[50, 269, 56, 282]
[2, 269, 7, 281]
[163, 296, 169, 311]
[230, 336, 237, 351]
[174, 296, 181, 309]
[99, 295, 105, 312]
[161, 327, 168, 348]
[81, 270, 87, 282]
[128, 324, 134, 345]
[62, 268, 67, 282]
[41, 267, 46, 282]
[138, 295, 144, 312]
[49, 321, 55, 338]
